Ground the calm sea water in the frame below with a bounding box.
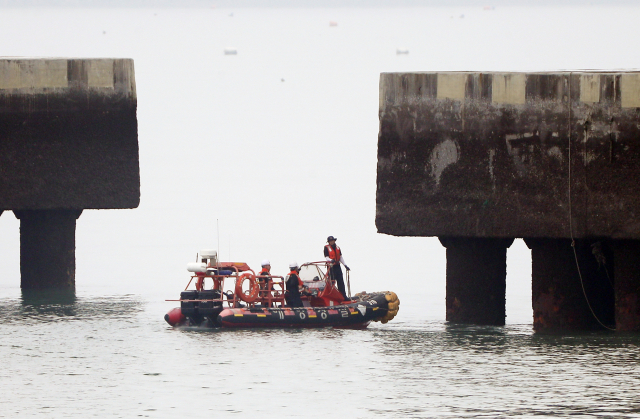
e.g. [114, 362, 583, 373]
[2, 4, 640, 417]
[3, 289, 640, 418]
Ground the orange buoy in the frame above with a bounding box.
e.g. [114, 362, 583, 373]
[235, 273, 259, 303]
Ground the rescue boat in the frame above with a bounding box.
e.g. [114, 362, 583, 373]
[164, 250, 400, 329]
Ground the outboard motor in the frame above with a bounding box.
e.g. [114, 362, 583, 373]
[180, 290, 200, 325]
[197, 289, 223, 326]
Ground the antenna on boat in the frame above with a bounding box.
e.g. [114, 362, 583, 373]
[217, 219, 220, 267]
[196, 253, 198, 262]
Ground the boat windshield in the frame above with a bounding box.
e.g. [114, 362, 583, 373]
[298, 263, 328, 282]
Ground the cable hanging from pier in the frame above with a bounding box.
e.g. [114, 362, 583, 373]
[567, 72, 616, 331]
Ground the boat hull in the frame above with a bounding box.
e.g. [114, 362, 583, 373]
[218, 292, 389, 328]
[166, 292, 398, 329]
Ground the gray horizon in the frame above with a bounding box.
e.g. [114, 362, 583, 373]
[0, 0, 633, 8]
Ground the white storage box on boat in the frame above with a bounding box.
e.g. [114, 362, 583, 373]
[187, 262, 207, 273]
[200, 249, 218, 260]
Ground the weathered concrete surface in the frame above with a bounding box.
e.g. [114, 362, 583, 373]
[15, 210, 82, 289]
[377, 71, 640, 330]
[377, 72, 640, 239]
[612, 239, 640, 331]
[440, 237, 513, 325]
[0, 58, 138, 288]
[0, 59, 139, 210]
[525, 238, 614, 332]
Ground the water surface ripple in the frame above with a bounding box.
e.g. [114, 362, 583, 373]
[2, 294, 640, 418]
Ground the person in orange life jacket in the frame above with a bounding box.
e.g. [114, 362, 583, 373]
[258, 259, 272, 306]
[324, 236, 350, 301]
[258, 259, 272, 288]
[285, 262, 304, 308]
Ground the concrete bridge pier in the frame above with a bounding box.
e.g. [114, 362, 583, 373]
[0, 58, 139, 290]
[14, 210, 82, 289]
[376, 71, 640, 331]
[439, 237, 514, 325]
[524, 238, 615, 331]
[613, 240, 640, 331]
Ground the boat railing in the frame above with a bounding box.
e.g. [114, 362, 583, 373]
[178, 263, 245, 307]
[172, 261, 339, 309]
[256, 275, 285, 308]
[175, 270, 290, 309]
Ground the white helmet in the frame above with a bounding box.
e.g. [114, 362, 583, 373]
[289, 261, 298, 269]
[261, 259, 271, 267]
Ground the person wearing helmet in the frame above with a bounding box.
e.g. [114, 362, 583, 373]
[258, 259, 273, 306]
[324, 236, 350, 301]
[285, 262, 304, 308]
[258, 259, 272, 282]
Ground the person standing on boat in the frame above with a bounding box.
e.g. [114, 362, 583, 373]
[324, 236, 350, 301]
[285, 262, 304, 308]
[258, 259, 273, 306]
[258, 259, 272, 286]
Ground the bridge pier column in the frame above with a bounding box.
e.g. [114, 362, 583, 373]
[14, 210, 82, 290]
[612, 240, 640, 331]
[524, 238, 614, 332]
[439, 237, 514, 325]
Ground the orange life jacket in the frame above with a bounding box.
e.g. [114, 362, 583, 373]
[287, 270, 303, 287]
[325, 244, 341, 262]
[259, 268, 270, 277]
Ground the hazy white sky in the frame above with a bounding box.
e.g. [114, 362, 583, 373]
[0, 0, 633, 8]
